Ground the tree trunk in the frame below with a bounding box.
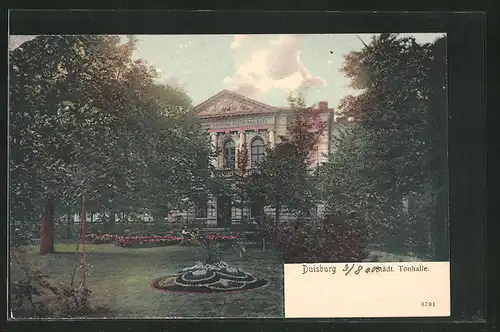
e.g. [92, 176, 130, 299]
[40, 198, 55, 255]
[108, 211, 116, 233]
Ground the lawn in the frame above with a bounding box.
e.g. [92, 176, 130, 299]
[10, 243, 285, 319]
[10, 241, 424, 319]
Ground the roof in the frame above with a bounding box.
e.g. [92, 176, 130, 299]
[191, 90, 278, 119]
[192, 89, 334, 119]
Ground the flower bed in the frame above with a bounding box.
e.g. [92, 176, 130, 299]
[152, 261, 268, 293]
[85, 232, 241, 248]
[117, 235, 182, 248]
[86, 233, 118, 244]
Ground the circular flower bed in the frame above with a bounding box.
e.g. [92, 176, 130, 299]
[152, 261, 268, 293]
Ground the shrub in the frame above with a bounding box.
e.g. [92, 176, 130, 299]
[266, 212, 369, 263]
[52, 282, 92, 317]
[189, 233, 242, 264]
[10, 245, 96, 318]
[10, 247, 58, 318]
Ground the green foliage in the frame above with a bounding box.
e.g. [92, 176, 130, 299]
[10, 245, 95, 318]
[9, 36, 213, 238]
[266, 213, 369, 263]
[322, 34, 448, 258]
[246, 93, 327, 220]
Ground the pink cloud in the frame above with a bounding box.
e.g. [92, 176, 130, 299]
[224, 34, 326, 97]
[231, 83, 261, 97]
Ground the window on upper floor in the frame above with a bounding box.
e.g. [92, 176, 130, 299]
[251, 137, 265, 166]
[223, 140, 236, 169]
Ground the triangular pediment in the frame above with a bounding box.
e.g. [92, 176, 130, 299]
[192, 90, 277, 118]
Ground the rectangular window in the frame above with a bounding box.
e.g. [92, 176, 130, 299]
[207, 199, 215, 218]
[402, 192, 417, 214]
[195, 201, 207, 218]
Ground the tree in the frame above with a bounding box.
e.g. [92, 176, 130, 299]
[145, 111, 213, 220]
[232, 143, 250, 221]
[321, 34, 448, 257]
[248, 93, 327, 221]
[9, 35, 212, 253]
[9, 35, 119, 253]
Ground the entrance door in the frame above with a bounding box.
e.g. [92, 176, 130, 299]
[217, 197, 232, 227]
[251, 202, 265, 225]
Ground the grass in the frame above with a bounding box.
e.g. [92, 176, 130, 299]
[10, 241, 423, 319]
[10, 243, 284, 319]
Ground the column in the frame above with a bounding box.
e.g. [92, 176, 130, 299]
[239, 131, 246, 149]
[234, 131, 245, 169]
[211, 133, 218, 168]
[269, 129, 275, 148]
[235, 131, 246, 170]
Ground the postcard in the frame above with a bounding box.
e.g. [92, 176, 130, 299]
[8, 33, 449, 319]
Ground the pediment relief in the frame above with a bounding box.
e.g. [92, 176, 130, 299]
[193, 90, 277, 118]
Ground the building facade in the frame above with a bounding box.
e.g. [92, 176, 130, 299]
[71, 90, 416, 228]
[73, 90, 343, 227]
[188, 90, 337, 228]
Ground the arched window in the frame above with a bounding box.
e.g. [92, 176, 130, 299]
[223, 140, 236, 169]
[251, 137, 265, 166]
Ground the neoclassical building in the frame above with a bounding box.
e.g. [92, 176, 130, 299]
[73, 90, 343, 227]
[72, 90, 413, 228]
[188, 89, 337, 228]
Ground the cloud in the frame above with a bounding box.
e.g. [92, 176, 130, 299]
[154, 69, 186, 90]
[9, 35, 38, 51]
[224, 34, 326, 98]
[266, 35, 303, 80]
[162, 76, 186, 89]
[232, 82, 261, 96]
[297, 76, 327, 93]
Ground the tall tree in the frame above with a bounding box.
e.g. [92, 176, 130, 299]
[248, 93, 326, 221]
[9, 35, 212, 253]
[321, 34, 448, 257]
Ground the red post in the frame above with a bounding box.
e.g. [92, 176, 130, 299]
[81, 195, 87, 286]
[40, 199, 55, 254]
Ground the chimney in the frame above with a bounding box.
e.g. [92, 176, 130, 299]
[318, 101, 328, 110]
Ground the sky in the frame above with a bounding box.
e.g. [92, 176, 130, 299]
[130, 33, 445, 108]
[9, 33, 445, 109]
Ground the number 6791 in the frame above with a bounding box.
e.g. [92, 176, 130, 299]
[421, 301, 436, 307]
